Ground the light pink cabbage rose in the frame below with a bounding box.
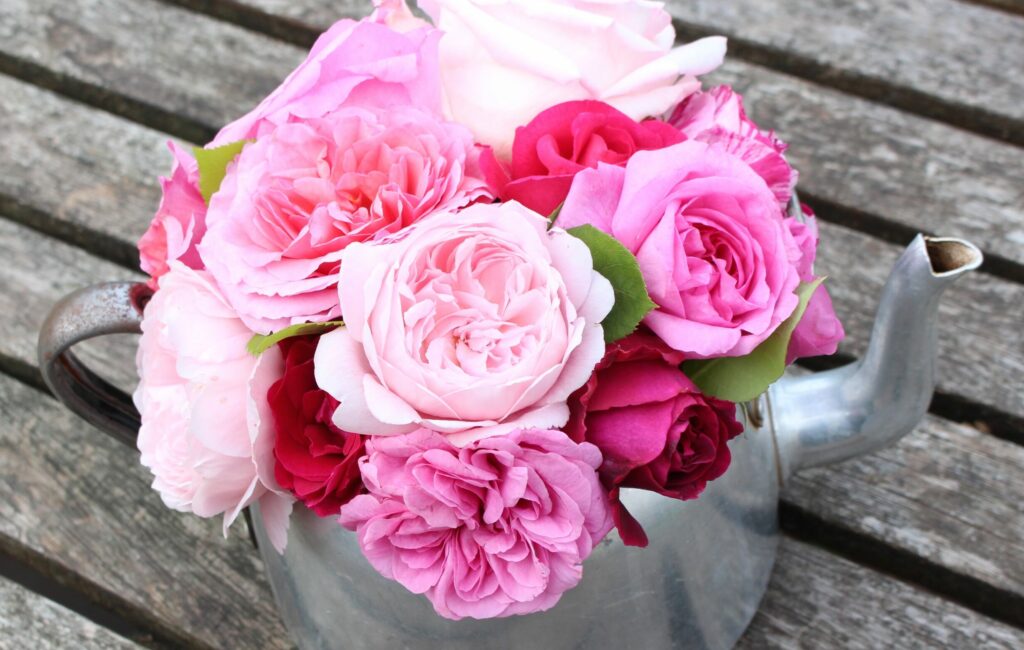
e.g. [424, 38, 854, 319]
[419, 0, 726, 157]
[198, 105, 491, 333]
[339, 428, 613, 619]
[558, 140, 801, 358]
[669, 86, 797, 205]
[314, 202, 614, 445]
[134, 264, 293, 551]
[138, 142, 207, 289]
[213, 3, 442, 145]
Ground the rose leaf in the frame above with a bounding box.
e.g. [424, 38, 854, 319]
[683, 277, 826, 402]
[567, 224, 656, 343]
[193, 140, 251, 205]
[247, 321, 345, 357]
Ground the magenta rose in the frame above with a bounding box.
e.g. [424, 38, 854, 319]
[213, 7, 442, 145]
[558, 140, 802, 358]
[339, 428, 613, 620]
[669, 86, 796, 205]
[199, 105, 491, 333]
[138, 142, 207, 289]
[483, 100, 684, 216]
[565, 332, 743, 547]
[268, 335, 366, 517]
[785, 205, 845, 362]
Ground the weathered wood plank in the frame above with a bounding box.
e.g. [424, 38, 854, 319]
[0, 576, 142, 650]
[0, 371, 292, 650]
[738, 539, 1024, 649]
[0, 0, 303, 138]
[3, 73, 1021, 426]
[707, 59, 1024, 279]
[666, 0, 1024, 145]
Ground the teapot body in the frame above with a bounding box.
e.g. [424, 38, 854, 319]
[254, 407, 780, 650]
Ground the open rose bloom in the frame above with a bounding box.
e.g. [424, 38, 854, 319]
[133, 0, 842, 621]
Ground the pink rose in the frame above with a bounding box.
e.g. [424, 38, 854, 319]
[419, 0, 726, 156]
[314, 202, 614, 445]
[339, 428, 613, 620]
[199, 105, 491, 333]
[669, 86, 796, 205]
[558, 140, 802, 358]
[785, 206, 844, 362]
[213, 9, 441, 145]
[138, 142, 207, 289]
[134, 264, 293, 551]
[483, 100, 685, 216]
[565, 332, 743, 546]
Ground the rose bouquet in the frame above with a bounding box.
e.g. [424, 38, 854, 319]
[134, 0, 843, 621]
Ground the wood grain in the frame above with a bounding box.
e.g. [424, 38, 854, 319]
[738, 539, 1024, 649]
[0, 576, 142, 650]
[666, 0, 1024, 145]
[0, 372, 292, 650]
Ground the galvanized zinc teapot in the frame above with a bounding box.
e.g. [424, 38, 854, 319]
[38, 215, 982, 650]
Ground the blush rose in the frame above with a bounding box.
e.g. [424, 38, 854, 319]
[199, 105, 491, 333]
[138, 142, 207, 289]
[133, 264, 293, 551]
[785, 205, 845, 362]
[419, 0, 725, 157]
[558, 140, 802, 359]
[269, 335, 366, 517]
[483, 100, 685, 216]
[213, 3, 442, 145]
[314, 201, 614, 445]
[565, 332, 742, 546]
[339, 428, 613, 620]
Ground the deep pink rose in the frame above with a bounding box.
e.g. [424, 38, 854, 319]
[314, 202, 614, 445]
[199, 105, 491, 333]
[339, 428, 613, 620]
[134, 264, 293, 551]
[785, 205, 845, 362]
[482, 100, 685, 216]
[669, 86, 796, 205]
[138, 142, 207, 289]
[565, 332, 742, 547]
[269, 335, 366, 517]
[558, 140, 802, 358]
[213, 8, 441, 145]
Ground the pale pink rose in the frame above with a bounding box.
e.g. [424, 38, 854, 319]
[558, 140, 801, 358]
[134, 264, 293, 550]
[419, 0, 726, 157]
[314, 202, 614, 445]
[212, 9, 441, 145]
[339, 428, 613, 620]
[199, 105, 491, 333]
[138, 142, 207, 289]
[669, 86, 796, 205]
[785, 206, 845, 362]
[372, 0, 431, 32]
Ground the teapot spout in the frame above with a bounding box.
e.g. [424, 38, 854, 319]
[770, 234, 982, 481]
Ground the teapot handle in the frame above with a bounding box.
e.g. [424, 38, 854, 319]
[37, 282, 150, 448]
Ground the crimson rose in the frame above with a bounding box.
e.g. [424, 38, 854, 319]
[565, 332, 743, 547]
[483, 100, 684, 216]
[269, 335, 366, 516]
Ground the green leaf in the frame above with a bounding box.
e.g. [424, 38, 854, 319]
[567, 225, 656, 343]
[683, 278, 826, 403]
[193, 140, 251, 204]
[246, 321, 344, 357]
[547, 202, 564, 229]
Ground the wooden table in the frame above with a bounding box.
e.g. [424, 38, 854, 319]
[1, 0, 1022, 647]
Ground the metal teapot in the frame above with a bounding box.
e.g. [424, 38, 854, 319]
[37, 210, 982, 649]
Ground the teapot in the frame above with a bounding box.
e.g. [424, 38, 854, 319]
[37, 205, 982, 650]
